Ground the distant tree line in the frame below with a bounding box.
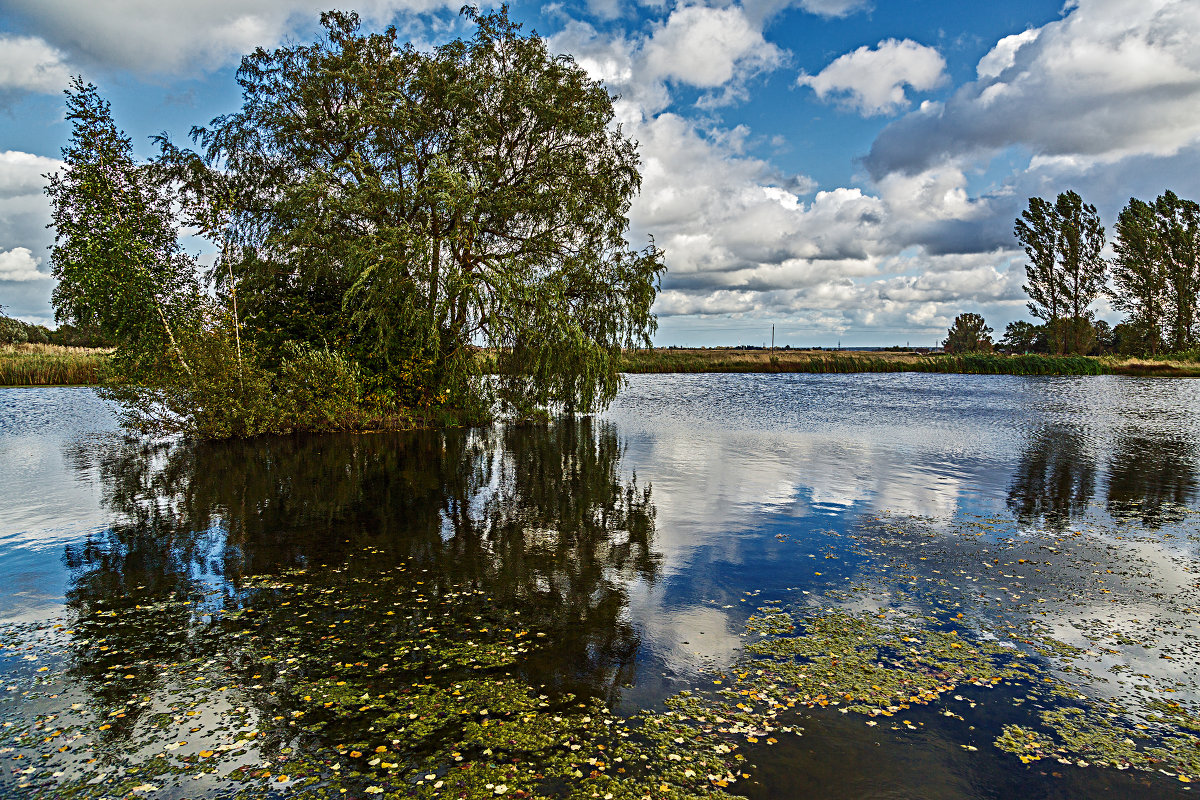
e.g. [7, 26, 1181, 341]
[943, 188, 1200, 357]
[0, 310, 112, 347]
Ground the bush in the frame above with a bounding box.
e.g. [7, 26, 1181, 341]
[102, 328, 279, 438]
[102, 332, 369, 438]
[275, 344, 362, 432]
[0, 316, 29, 344]
[48, 323, 114, 348]
[184, 332, 280, 439]
[943, 313, 994, 354]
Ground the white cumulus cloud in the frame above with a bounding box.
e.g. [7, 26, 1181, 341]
[4, 0, 459, 75]
[866, 0, 1200, 178]
[976, 28, 1039, 80]
[642, 5, 785, 90]
[0, 248, 49, 282]
[0, 151, 62, 199]
[798, 38, 947, 116]
[0, 35, 72, 95]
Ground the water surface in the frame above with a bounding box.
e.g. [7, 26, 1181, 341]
[1, 374, 1198, 798]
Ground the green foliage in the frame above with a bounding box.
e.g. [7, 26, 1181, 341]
[1111, 197, 1167, 355]
[1110, 191, 1200, 355]
[0, 315, 29, 344]
[101, 329, 275, 439]
[47, 323, 114, 348]
[942, 312, 994, 354]
[932, 353, 1103, 376]
[104, 334, 369, 438]
[46, 77, 203, 382]
[1090, 318, 1113, 354]
[275, 344, 363, 432]
[0, 315, 54, 345]
[1111, 321, 1153, 356]
[163, 7, 662, 420]
[50, 11, 666, 438]
[1015, 191, 1106, 354]
[1055, 191, 1107, 352]
[1016, 196, 1061, 322]
[999, 320, 1046, 354]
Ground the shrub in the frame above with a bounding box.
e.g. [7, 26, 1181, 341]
[943, 313, 994, 354]
[0, 316, 28, 344]
[102, 328, 279, 439]
[275, 344, 362, 432]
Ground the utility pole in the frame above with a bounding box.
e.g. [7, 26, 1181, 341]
[771, 324, 775, 351]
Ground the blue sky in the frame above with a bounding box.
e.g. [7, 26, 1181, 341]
[2, 0, 1199, 346]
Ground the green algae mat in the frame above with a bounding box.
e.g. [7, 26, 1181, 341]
[4, 508, 1199, 798]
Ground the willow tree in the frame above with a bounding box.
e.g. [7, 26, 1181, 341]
[165, 7, 663, 418]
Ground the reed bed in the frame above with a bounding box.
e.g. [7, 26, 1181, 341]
[4, 344, 1195, 388]
[0, 343, 110, 386]
[620, 349, 1126, 376]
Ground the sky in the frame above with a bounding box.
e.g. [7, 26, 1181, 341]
[2, 0, 1199, 347]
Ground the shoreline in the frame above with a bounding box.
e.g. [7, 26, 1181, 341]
[619, 348, 1200, 378]
[5, 345, 1200, 387]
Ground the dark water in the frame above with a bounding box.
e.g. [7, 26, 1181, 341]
[1, 374, 1198, 799]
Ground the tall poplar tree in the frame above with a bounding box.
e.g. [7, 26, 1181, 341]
[1014, 191, 1105, 354]
[1110, 191, 1200, 354]
[1054, 191, 1106, 355]
[1154, 191, 1200, 351]
[1110, 197, 1167, 355]
[1015, 196, 1063, 351]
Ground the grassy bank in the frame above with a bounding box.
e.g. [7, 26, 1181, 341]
[5, 345, 1199, 388]
[619, 348, 1200, 377]
[0, 343, 110, 386]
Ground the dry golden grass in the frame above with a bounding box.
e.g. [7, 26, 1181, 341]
[0, 343, 111, 386]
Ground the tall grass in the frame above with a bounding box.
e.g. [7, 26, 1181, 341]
[923, 353, 1105, 375]
[0, 343, 110, 386]
[620, 350, 1111, 376]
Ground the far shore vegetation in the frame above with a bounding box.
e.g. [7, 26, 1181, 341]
[0, 342, 112, 386]
[7, 341, 1200, 388]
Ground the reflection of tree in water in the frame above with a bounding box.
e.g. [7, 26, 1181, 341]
[1007, 425, 1096, 530]
[61, 420, 659, 733]
[1106, 429, 1198, 527]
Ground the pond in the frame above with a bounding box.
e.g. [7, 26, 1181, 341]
[1, 374, 1198, 799]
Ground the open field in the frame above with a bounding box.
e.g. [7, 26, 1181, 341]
[619, 348, 1200, 377]
[0, 343, 111, 386]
